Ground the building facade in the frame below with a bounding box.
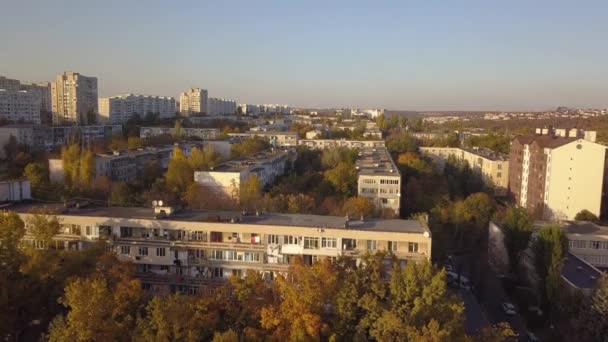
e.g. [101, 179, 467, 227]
[228, 132, 298, 147]
[179, 88, 208, 115]
[356, 147, 401, 215]
[194, 149, 292, 200]
[98, 94, 176, 124]
[0, 76, 20, 91]
[51, 72, 98, 124]
[420, 147, 509, 195]
[140, 126, 220, 140]
[299, 139, 385, 150]
[207, 98, 237, 116]
[509, 132, 607, 220]
[16, 204, 432, 294]
[0, 89, 42, 124]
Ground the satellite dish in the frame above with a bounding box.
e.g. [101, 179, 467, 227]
[152, 200, 158, 207]
[158, 200, 164, 207]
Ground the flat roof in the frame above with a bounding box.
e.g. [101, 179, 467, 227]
[9, 202, 429, 234]
[356, 147, 401, 177]
[210, 149, 290, 172]
[561, 221, 608, 236]
[561, 252, 602, 290]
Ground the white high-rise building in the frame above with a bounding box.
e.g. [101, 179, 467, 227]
[179, 88, 208, 115]
[51, 72, 98, 125]
[0, 89, 42, 124]
[207, 98, 237, 116]
[98, 94, 177, 124]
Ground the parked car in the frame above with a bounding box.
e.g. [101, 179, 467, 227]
[501, 302, 517, 315]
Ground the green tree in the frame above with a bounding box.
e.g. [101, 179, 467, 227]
[61, 144, 81, 187]
[230, 136, 270, 158]
[109, 182, 132, 206]
[26, 212, 60, 246]
[532, 225, 568, 314]
[386, 132, 418, 154]
[574, 274, 608, 342]
[574, 209, 599, 222]
[501, 207, 534, 274]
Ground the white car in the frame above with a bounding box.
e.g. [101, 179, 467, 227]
[502, 302, 517, 315]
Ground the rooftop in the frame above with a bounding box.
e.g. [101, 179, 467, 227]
[356, 147, 400, 177]
[461, 147, 508, 161]
[561, 221, 608, 236]
[9, 202, 430, 234]
[561, 252, 602, 290]
[209, 149, 290, 173]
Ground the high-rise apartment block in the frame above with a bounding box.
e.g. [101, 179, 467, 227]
[0, 76, 21, 91]
[98, 94, 176, 124]
[179, 88, 208, 115]
[207, 98, 237, 116]
[509, 128, 608, 220]
[51, 72, 98, 124]
[0, 89, 42, 124]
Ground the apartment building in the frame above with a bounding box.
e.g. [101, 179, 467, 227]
[228, 132, 298, 147]
[51, 72, 98, 124]
[194, 149, 293, 200]
[0, 76, 21, 90]
[420, 147, 509, 195]
[560, 221, 608, 269]
[356, 147, 401, 215]
[49, 144, 199, 184]
[237, 104, 291, 116]
[299, 139, 385, 150]
[0, 89, 42, 124]
[509, 130, 608, 220]
[207, 98, 237, 116]
[15, 203, 431, 294]
[21, 82, 52, 113]
[98, 94, 176, 124]
[140, 126, 220, 140]
[179, 88, 208, 115]
[0, 124, 122, 157]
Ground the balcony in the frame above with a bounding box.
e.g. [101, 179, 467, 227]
[113, 236, 266, 251]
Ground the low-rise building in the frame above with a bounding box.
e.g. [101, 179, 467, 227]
[194, 149, 292, 200]
[98, 94, 176, 124]
[140, 126, 220, 140]
[356, 147, 401, 215]
[420, 147, 509, 196]
[0, 179, 31, 202]
[298, 139, 385, 150]
[15, 203, 432, 294]
[228, 132, 298, 147]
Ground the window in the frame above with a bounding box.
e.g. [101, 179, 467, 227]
[138, 247, 148, 256]
[191, 231, 207, 241]
[591, 241, 602, 250]
[85, 226, 92, 235]
[120, 246, 130, 255]
[569, 240, 587, 249]
[284, 235, 300, 245]
[321, 237, 337, 248]
[367, 240, 377, 250]
[120, 226, 133, 237]
[497, 172, 502, 178]
[388, 241, 398, 251]
[304, 237, 320, 249]
[156, 247, 166, 257]
[225, 251, 237, 260]
[211, 250, 224, 260]
[268, 234, 280, 244]
[408, 242, 419, 253]
[213, 267, 223, 278]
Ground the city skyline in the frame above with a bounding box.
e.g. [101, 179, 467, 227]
[1, 0, 607, 111]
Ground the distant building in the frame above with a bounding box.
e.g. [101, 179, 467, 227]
[0, 179, 31, 202]
[179, 88, 208, 115]
[194, 149, 293, 200]
[228, 131, 298, 147]
[0, 89, 42, 124]
[207, 98, 237, 116]
[509, 130, 607, 220]
[356, 147, 401, 215]
[139, 126, 219, 140]
[21, 82, 52, 114]
[51, 72, 98, 124]
[98, 94, 176, 124]
[0, 76, 21, 91]
[298, 139, 385, 150]
[420, 147, 509, 196]
[0, 124, 122, 157]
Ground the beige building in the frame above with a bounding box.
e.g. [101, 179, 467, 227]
[420, 147, 509, 195]
[179, 88, 208, 115]
[356, 147, 401, 215]
[99, 94, 176, 124]
[194, 149, 292, 200]
[0, 89, 42, 124]
[299, 139, 385, 150]
[140, 126, 219, 140]
[15, 203, 431, 294]
[51, 72, 98, 124]
[228, 132, 298, 147]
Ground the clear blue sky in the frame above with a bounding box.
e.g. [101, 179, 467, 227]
[1, 0, 607, 111]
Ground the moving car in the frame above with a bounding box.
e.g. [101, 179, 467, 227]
[501, 302, 517, 315]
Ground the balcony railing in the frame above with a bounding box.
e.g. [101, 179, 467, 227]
[112, 237, 266, 251]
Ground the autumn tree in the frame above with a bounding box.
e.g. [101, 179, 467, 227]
[127, 136, 143, 150]
[324, 162, 357, 196]
[240, 175, 261, 211]
[342, 196, 375, 218]
[231, 136, 270, 158]
[574, 274, 608, 341]
[26, 211, 60, 247]
[109, 182, 132, 206]
[189, 146, 221, 171]
[286, 194, 316, 214]
[24, 162, 49, 188]
[165, 147, 194, 195]
[79, 149, 95, 186]
[476, 322, 518, 342]
[321, 147, 357, 169]
[574, 209, 599, 223]
[61, 144, 81, 187]
[501, 207, 534, 274]
[532, 225, 568, 316]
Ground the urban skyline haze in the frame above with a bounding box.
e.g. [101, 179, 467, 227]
[1, 0, 607, 111]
